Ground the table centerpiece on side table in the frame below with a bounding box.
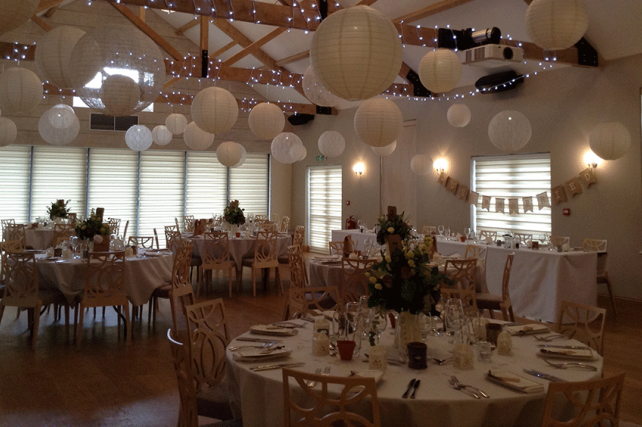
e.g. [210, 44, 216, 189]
[75, 211, 111, 252]
[223, 200, 245, 235]
[47, 199, 71, 222]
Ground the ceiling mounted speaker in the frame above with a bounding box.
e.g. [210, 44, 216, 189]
[288, 114, 314, 126]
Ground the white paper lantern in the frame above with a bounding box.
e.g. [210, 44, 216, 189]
[165, 113, 188, 135]
[302, 66, 342, 107]
[191, 87, 239, 134]
[589, 122, 631, 161]
[217, 141, 243, 167]
[525, 0, 588, 50]
[447, 104, 471, 127]
[311, 6, 402, 101]
[232, 144, 247, 168]
[488, 110, 532, 152]
[297, 146, 307, 161]
[418, 49, 462, 94]
[372, 140, 397, 156]
[0, 68, 43, 114]
[35, 26, 86, 89]
[248, 103, 285, 139]
[354, 98, 403, 147]
[152, 125, 173, 146]
[183, 121, 214, 151]
[290, 143, 306, 162]
[48, 104, 76, 129]
[0, 0, 39, 35]
[0, 117, 17, 147]
[39, 109, 80, 146]
[318, 131, 345, 158]
[271, 132, 303, 164]
[100, 74, 141, 116]
[411, 154, 432, 176]
[125, 125, 153, 152]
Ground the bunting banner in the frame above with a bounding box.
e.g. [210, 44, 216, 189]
[481, 195, 491, 211]
[457, 185, 470, 200]
[437, 172, 448, 186]
[508, 198, 519, 214]
[495, 198, 505, 213]
[468, 191, 479, 206]
[537, 192, 551, 210]
[565, 177, 583, 196]
[551, 185, 567, 205]
[523, 196, 534, 213]
[579, 168, 597, 188]
[446, 177, 459, 195]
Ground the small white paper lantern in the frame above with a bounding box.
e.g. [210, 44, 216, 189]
[165, 113, 188, 135]
[100, 74, 142, 116]
[232, 144, 247, 168]
[183, 121, 214, 151]
[125, 125, 153, 152]
[525, 0, 589, 50]
[447, 104, 471, 127]
[48, 104, 76, 130]
[0, 117, 17, 147]
[302, 66, 342, 107]
[152, 125, 173, 146]
[311, 6, 402, 101]
[216, 141, 243, 167]
[589, 122, 631, 161]
[290, 143, 306, 162]
[271, 132, 303, 164]
[0, 0, 39, 35]
[35, 26, 86, 89]
[248, 103, 285, 139]
[488, 110, 532, 152]
[191, 87, 239, 134]
[372, 140, 397, 156]
[297, 146, 307, 161]
[419, 49, 462, 94]
[39, 109, 80, 146]
[318, 131, 345, 158]
[411, 154, 432, 175]
[0, 68, 43, 114]
[354, 98, 403, 147]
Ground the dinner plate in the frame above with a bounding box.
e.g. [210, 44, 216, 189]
[355, 370, 384, 384]
[538, 347, 595, 360]
[232, 346, 292, 362]
[505, 324, 550, 335]
[250, 325, 299, 336]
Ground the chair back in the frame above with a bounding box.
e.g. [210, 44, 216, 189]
[170, 243, 196, 334]
[341, 258, 376, 303]
[253, 230, 278, 266]
[182, 215, 195, 233]
[67, 213, 77, 225]
[556, 300, 606, 355]
[292, 226, 305, 247]
[107, 218, 121, 235]
[165, 224, 178, 233]
[121, 220, 129, 240]
[540, 373, 625, 427]
[1, 240, 25, 286]
[550, 235, 570, 248]
[202, 232, 233, 269]
[83, 251, 126, 306]
[422, 225, 437, 235]
[2, 252, 39, 307]
[583, 238, 607, 252]
[262, 222, 277, 232]
[128, 236, 155, 249]
[1, 218, 15, 237]
[287, 245, 307, 289]
[288, 286, 338, 320]
[440, 287, 478, 310]
[501, 254, 515, 301]
[4, 223, 26, 247]
[254, 214, 268, 221]
[478, 230, 497, 241]
[166, 230, 183, 252]
[167, 329, 200, 427]
[328, 241, 344, 255]
[512, 233, 533, 247]
[153, 228, 160, 249]
[443, 258, 477, 290]
[282, 368, 381, 427]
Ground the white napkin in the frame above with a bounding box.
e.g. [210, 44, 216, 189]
[505, 324, 550, 335]
[485, 236, 493, 244]
[487, 370, 544, 394]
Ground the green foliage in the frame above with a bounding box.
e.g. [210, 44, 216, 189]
[75, 211, 109, 240]
[376, 211, 412, 245]
[224, 200, 245, 225]
[47, 200, 70, 220]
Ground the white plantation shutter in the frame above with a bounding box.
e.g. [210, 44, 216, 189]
[0, 145, 31, 232]
[185, 151, 227, 219]
[472, 153, 551, 237]
[229, 154, 269, 217]
[308, 165, 342, 254]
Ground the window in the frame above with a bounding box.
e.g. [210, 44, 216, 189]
[472, 153, 551, 237]
[0, 145, 31, 228]
[185, 151, 227, 219]
[229, 154, 269, 216]
[308, 165, 342, 253]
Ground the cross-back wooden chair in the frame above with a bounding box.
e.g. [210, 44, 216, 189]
[182, 215, 195, 233]
[328, 241, 344, 255]
[555, 300, 607, 355]
[280, 245, 310, 319]
[440, 287, 478, 310]
[422, 225, 437, 235]
[241, 230, 282, 297]
[107, 218, 121, 236]
[292, 226, 305, 247]
[583, 238, 616, 315]
[282, 368, 381, 427]
[1, 240, 25, 312]
[286, 286, 339, 320]
[121, 220, 129, 240]
[128, 236, 155, 249]
[583, 238, 607, 252]
[153, 228, 161, 249]
[254, 215, 268, 221]
[464, 244, 488, 292]
[262, 222, 277, 232]
[279, 216, 290, 233]
[166, 230, 183, 253]
[1, 219, 15, 239]
[77, 251, 129, 348]
[67, 213, 77, 225]
[341, 258, 376, 303]
[476, 253, 515, 321]
[550, 235, 570, 248]
[540, 373, 625, 427]
[198, 232, 236, 298]
[512, 233, 533, 247]
[442, 258, 477, 291]
[4, 223, 26, 248]
[478, 230, 497, 241]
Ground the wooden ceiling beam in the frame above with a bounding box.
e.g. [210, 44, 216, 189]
[175, 18, 200, 35]
[139, 6, 146, 21]
[44, 5, 60, 18]
[275, 50, 309, 66]
[222, 27, 287, 66]
[36, 0, 67, 14]
[200, 16, 209, 52]
[31, 15, 52, 32]
[392, 0, 476, 24]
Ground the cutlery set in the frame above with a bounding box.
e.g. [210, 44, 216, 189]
[448, 376, 489, 399]
[402, 379, 421, 399]
[534, 334, 568, 342]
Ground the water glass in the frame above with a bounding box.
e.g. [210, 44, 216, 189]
[444, 227, 451, 240]
[438, 225, 444, 236]
[477, 341, 492, 362]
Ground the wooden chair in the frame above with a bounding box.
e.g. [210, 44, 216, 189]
[279, 216, 290, 233]
[182, 215, 195, 233]
[328, 241, 344, 255]
[583, 238, 607, 252]
[555, 300, 606, 355]
[282, 368, 381, 427]
[153, 228, 160, 249]
[464, 244, 487, 292]
[440, 287, 478, 310]
[121, 220, 129, 240]
[422, 225, 437, 235]
[1, 219, 15, 239]
[478, 230, 497, 241]
[4, 223, 26, 248]
[107, 218, 121, 236]
[77, 251, 129, 348]
[166, 230, 182, 252]
[540, 373, 625, 427]
[550, 235, 570, 248]
[512, 233, 533, 247]
[279, 225, 305, 264]
[198, 232, 236, 298]
[442, 258, 477, 291]
[262, 222, 277, 232]
[281, 245, 309, 319]
[476, 254, 515, 321]
[254, 215, 268, 221]
[286, 286, 339, 320]
[127, 236, 155, 249]
[341, 258, 376, 303]
[583, 238, 616, 316]
[67, 213, 77, 225]
[0, 240, 24, 318]
[241, 230, 282, 297]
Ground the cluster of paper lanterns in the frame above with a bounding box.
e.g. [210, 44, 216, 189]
[0, 67, 43, 114]
[318, 131, 345, 158]
[0, 110, 17, 147]
[271, 132, 306, 164]
[248, 103, 285, 139]
[39, 104, 80, 146]
[354, 98, 403, 147]
[302, 66, 342, 107]
[488, 110, 532, 152]
[0, 0, 39, 35]
[35, 26, 86, 89]
[525, 0, 589, 50]
[419, 49, 462, 94]
[125, 125, 153, 152]
[589, 122, 631, 161]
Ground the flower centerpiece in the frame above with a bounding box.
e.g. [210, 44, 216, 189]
[375, 210, 412, 245]
[223, 200, 245, 233]
[47, 199, 70, 220]
[75, 210, 110, 250]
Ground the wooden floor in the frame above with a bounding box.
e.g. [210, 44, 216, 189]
[0, 266, 641, 426]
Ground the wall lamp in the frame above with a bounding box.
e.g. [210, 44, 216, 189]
[583, 150, 602, 169]
[353, 162, 365, 176]
[433, 158, 448, 174]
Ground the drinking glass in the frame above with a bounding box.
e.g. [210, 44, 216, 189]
[444, 227, 451, 240]
[438, 225, 444, 236]
[446, 299, 464, 336]
[70, 236, 79, 258]
[464, 227, 471, 238]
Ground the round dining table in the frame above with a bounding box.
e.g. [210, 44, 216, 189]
[25, 227, 55, 250]
[225, 318, 602, 427]
[189, 232, 291, 269]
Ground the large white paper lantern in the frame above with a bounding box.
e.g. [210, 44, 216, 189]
[191, 87, 239, 134]
[217, 141, 243, 167]
[302, 66, 342, 107]
[589, 122, 631, 161]
[411, 154, 432, 175]
[0, 117, 17, 147]
[418, 49, 462, 94]
[271, 132, 303, 164]
[125, 125, 153, 152]
[297, 146, 307, 161]
[39, 109, 80, 146]
[35, 26, 86, 89]
[447, 104, 471, 127]
[0, 0, 39, 35]
[318, 131, 345, 158]
[372, 140, 397, 156]
[100, 74, 141, 116]
[310, 6, 402, 101]
[152, 125, 173, 146]
[488, 110, 532, 152]
[354, 98, 403, 147]
[0, 68, 43, 114]
[48, 104, 76, 129]
[290, 143, 306, 162]
[183, 121, 214, 151]
[248, 103, 285, 139]
[525, 0, 588, 50]
[165, 113, 188, 135]
[232, 144, 247, 168]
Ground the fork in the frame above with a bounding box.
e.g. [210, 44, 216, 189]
[306, 368, 322, 388]
[451, 376, 489, 398]
[229, 342, 274, 352]
[534, 334, 568, 342]
[542, 358, 598, 371]
[448, 377, 480, 399]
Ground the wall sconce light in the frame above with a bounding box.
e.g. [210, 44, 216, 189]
[434, 158, 448, 174]
[583, 150, 602, 169]
[353, 162, 365, 176]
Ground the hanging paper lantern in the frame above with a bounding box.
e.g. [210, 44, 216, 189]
[589, 122, 631, 161]
[100, 74, 142, 116]
[0, 0, 39, 35]
[165, 113, 188, 135]
[318, 131, 345, 158]
[191, 87, 239, 134]
[248, 103, 285, 139]
[35, 26, 86, 89]
[372, 140, 397, 156]
[216, 141, 243, 167]
[410, 154, 432, 176]
[354, 98, 403, 147]
[0, 117, 17, 147]
[232, 144, 247, 168]
[271, 132, 303, 164]
[183, 121, 214, 151]
[447, 104, 471, 127]
[125, 125, 153, 152]
[0, 68, 43, 114]
[290, 143, 306, 162]
[297, 146, 307, 161]
[418, 49, 462, 94]
[48, 104, 76, 129]
[525, 0, 588, 50]
[302, 66, 342, 107]
[152, 125, 173, 146]
[488, 110, 532, 152]
[39, 109, 80, 146]
[310, 6, 402, 101]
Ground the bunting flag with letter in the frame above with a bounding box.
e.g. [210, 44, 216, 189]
[481, 195, 491, 211]
[446, 177, 459, 195]
[437, 172, 448, 186]
[551, 185, 567, 205]
[508, 198, 519, 214]
[565, 177, 583, 196]
[523, 196, 534, 213]
[457, 185, 469, 200]
[495, 198, 505, 213]
[536, 192, 551, 210]
[579, 168, 597, 188]
[468, 191, 479, 206]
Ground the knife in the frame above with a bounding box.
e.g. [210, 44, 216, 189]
[402, 379, 416, 398]
[235, 337, 283, 343]
[523, 369, 567, 382]
[536, 344, 589, 349]
[250, 362, 305, 372]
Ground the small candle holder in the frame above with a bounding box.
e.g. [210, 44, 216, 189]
[369, 345, 387, 371]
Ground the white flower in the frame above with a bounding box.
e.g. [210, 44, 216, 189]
[93, 235, 103, 244]
[387, 227, 395, 233]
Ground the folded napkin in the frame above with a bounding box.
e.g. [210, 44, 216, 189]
[232, 346, 292, 362]
[505, 324, 550, 335]
[487, 370, 544, 394]
[250, 325, 298, 336]
[539, 347, 594, 360]
[485, 236, 493, 244]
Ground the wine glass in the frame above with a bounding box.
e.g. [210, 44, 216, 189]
[444, 227, 451, 240]
[70, 236, 78, 258]
[464, 227, 471, 240]
[438, 225, 444, 236]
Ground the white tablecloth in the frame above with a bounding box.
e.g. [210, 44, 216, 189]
[331, 230, 378, 252]
[225, 319, 602, 427]
[25, 228, 54, 250]
[189, 233, 291, 270]
[436, 238, 598, 322]
[308, 259, 343, 289]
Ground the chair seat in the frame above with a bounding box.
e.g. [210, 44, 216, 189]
[152, 284, 172, 299]
[39, 288, 68, 306]
[475, 293, 503, 304]
[241, 258, 277, 268]
[196, 383, 234, 420]
[277, 255, 289, 264]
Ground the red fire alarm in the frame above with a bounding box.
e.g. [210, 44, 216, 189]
[563, 208, 570, 216]
[346, 200, 351, 206]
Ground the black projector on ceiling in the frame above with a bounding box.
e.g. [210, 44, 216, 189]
[475, 70, 524, 94]
[288, 114, 314, 126]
